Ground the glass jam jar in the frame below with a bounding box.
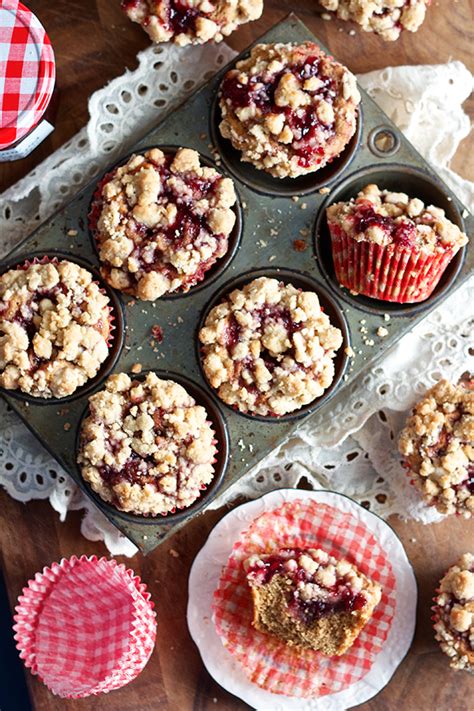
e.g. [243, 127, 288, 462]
[0, 0, 56, 162]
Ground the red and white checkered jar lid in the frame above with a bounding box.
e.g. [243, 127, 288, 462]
[0, 0, 55, 150]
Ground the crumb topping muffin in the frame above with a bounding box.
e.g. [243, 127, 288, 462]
[245, 547, 382, 655]
[89, 147, 237, 301]
[432, 553, 474, 673]
[218, 42, 360, 179]
[319, 0, 429, 41]
[327, 184, 468, 254]
[78, 372, 217, 516]
[121, 0, 263, 46]
[399, 379, 474, 518]
[0, 260, 112, 399]
[199, 276, 343, 417]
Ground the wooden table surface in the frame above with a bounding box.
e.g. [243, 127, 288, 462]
[1, 2, 473, 710]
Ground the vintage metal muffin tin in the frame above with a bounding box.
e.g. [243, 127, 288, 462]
[1, 14, 472, 553]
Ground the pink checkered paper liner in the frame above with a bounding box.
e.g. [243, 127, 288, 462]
[13, 555, 156, 698]
[0, 1, 55, 149]
[213, 499, 396, 698]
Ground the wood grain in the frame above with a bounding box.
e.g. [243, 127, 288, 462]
[1, 2, 473, 710]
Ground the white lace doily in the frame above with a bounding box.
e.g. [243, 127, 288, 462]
[0, 42, 472, 556]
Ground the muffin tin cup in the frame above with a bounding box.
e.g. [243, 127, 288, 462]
[74, 369, 230, 526]
[196, 267, 351, 423]
[210, 86, 363, 198]
[313, 164, 467, 317]
[0, 250, 125, 405]
[87, 144, 244, 301]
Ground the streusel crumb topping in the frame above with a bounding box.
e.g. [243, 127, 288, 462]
[89, 147, 237, 300]
[327, 184, 468, 253]
[219, 42, 360, 178]
[399, 379, 474, 518]
[199, 276, 343, 417]
[0, 261, 111, 398]
[121, 0, 263, 46]
[432, 553, 474, 673]
[319, 0, 429, 41]
[78, 372, 217, 516]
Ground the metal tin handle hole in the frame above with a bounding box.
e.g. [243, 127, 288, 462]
[368, 126, 400, 158]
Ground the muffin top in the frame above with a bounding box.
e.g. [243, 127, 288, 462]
[319, 0, 429, 41]
[78, 372, 217, 516]
[432, 552, 474, 673]
[199, 276, 343, 417]
[326, 184, 468, 253]
[399, 378, 474, 518]
[121, 0, 263, 46]
[218, 42, 360, 178]
[0, 260, 111, 399]
[89, 148, 237, 301]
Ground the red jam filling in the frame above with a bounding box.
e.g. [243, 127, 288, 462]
[221, 55, 337, 167]
[89, 155, 229, 291]
[353, 203, 417, 246]
[247, 549, 367, 623]
[168, 0, 200, 33]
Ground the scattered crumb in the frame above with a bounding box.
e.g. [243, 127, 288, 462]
[377, 326, 389, 338]
[292, 196, 299, 202]
[383, 313, 391, 322]
[242, 201, 247, 209]
[300, 202, 307, 210]
[299, 227, 310, 237]
[63, 422, 71, 431]
[462, 208, 469, 218]
[169, 548, 180, 558]
[237, 439, 245, 450]
[321, 12, 332, 20]
[268, 255, 277, 262]
[349, 29, 356, 35]
[67, 229, 78, 237]
[131, 363, 143, 374]
[365, 338, 375, 346]
[319, 187, 330, 194]
[360, 319, 366, 325]
[128, 299, 136, 307]
[293, 239, 307, 252]
[410, 538, 417, 543]
[344, 345, 355, 357]
[248, 443, 254, 453]
[151, 324, 164, 343]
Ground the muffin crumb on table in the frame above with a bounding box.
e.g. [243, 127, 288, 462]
[432, 553, 474, 673]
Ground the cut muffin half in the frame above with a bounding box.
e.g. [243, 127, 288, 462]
[244, 547, 382, 655]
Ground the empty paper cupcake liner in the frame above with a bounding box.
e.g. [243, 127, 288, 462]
[13, 555, 156, 698]
[329, 225, 456, 303]
[212, 499, 396, 699]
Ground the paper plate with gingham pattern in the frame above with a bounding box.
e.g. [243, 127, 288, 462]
[13, 555, 157, 698]
[0, 0, 55, 149]
[188, 489, 417, 710]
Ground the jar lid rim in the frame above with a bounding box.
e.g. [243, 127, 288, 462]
[0, 0, 56, 150]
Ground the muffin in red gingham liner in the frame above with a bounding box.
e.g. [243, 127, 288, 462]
[188, 490, 417, 708]
[13, 555, 156, 698]
[326, 184, 467, 303]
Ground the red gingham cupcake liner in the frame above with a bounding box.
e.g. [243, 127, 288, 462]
[328, 223, 456, 303]
[13, 556, 156, 698]
[212, 499, 396, 699]
[12, 255, 116, 346]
